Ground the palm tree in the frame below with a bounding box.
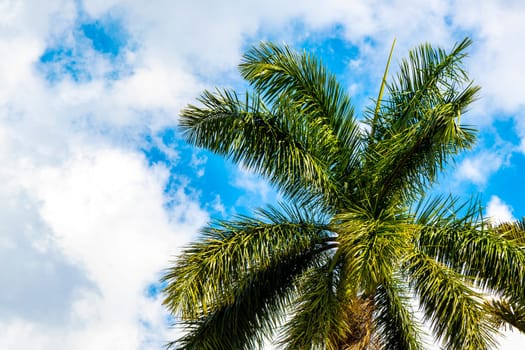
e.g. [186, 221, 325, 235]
[162, 38, 525, 349]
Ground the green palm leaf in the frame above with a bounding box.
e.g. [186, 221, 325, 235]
[240, 42, 364, 206]
[162, 204, 333, 318]
[172, 245, 319, 349]
[487, 298, 525, 333]
[368, 38, 479, 208]
[374, 276, 424, 350]
[280, 259, 348, 350]
[240, 42, 361, 155]
[179, 89, 344, 206]
[408, 251, 497, 350]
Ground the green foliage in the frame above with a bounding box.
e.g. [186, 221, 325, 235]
[374, 276, 423, 350]
[163, 38, 525, 349]
[487, 299, 525, 333]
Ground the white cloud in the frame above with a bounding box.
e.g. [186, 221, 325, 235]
[498, 329, 525, 350]
[0, 147, 207, 350]
[80, 0, 456, 86]
[232, 165, 273, 204]
[456, 150, 509, 186]
[0, 186, 91, 326]
[486, 195, 515, 223]
[210, 194, 227, 217]
[0, 2, 209, 348]
[0, 5, 209, 345]
[190, 151, 207, 178]
[514, 112, 525, 154]
[76, 0, 525, 122]
[452, 0, 525, 119]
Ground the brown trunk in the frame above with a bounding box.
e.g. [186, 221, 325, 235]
[335, 296, 380, 350]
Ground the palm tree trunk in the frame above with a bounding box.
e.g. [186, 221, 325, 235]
[336, 296, 378, 350]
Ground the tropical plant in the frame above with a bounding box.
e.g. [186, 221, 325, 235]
[162, 38, 525, 349]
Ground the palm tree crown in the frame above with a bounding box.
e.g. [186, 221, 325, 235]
[162, 38, 525, 349]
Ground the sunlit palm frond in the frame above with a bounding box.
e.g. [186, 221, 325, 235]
[179, 89, 343, 205]
[408, 251, 497, 350]
[496, 218, 525, 245]
[414, 195, 482, 267]
[487, 298, 525, 333]
[164, 38, 522, 349]
[280, 257, 375, 350]
[335, 205, 412, 294]
[459, 229, 525, 302]
[240, 42, 364, 188]
[374, 276, 424, 350]
[171, 244, 320, 350]
[162, 205, 333, 318]
[367, 38, 479, 208]
[415, 198, 525, 305]
[240, 42, 360, 149]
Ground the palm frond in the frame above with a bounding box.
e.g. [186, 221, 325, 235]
[458, 229, 525, 302]
[408, 251, 497, 350]
[369, 39, 396, 144]
[414, 195, 482, 267]
[367, 38, 479, 208]
[280, 258, 375, 350]
[179, 89, 344, 206]
[335, 205, 412, 293]
[162, 203, 333, 318]
[165, 37, 516, 349]
[496, 218, 525, 245]
[171, 245, 319, 349]
[240, 42, 364, 190]
[240, 42, 359, 145]
[415, 198, 525, 304]
[486, 298, 525, 333]
[374, 276, 425, 350]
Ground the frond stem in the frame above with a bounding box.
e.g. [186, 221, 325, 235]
[370, 39, 396, 144]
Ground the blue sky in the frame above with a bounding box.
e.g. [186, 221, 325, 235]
[1, 0, 525, 349]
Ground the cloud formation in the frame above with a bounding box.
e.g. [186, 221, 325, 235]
[456, 150, 509, 186]
[486, 195, 515, 223]
[0, 146, 207, 349]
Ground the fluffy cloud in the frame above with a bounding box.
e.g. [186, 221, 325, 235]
[232, 165, 275, 205]
[486, 195, 515, 223]
[67, 0, 525, 123]
[79, 0, 457, 89]
[0, 147, 207, 350]
[456, 149, 510, 186]
[0, 2, 208, 348]
[452, 0, 525, 119]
